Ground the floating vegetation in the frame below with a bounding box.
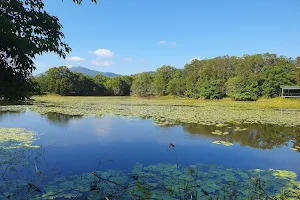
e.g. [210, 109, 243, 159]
[0, 128, 39, 149]
[0, 128, 42, 200]
[153, 117, 177, 126]
[2, 96, 300, 127]
[211, 130, 230, 136]
[0, 105, 26, 113]
[215, 123, 229, 127]
[212, 140, 234, 147]
[27, 163, 300, 200]
[234, 127, 248, 132]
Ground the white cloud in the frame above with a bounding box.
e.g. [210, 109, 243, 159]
[171, 42, 177, 47]
[91, 60, 113, 66]
[123, 57, 132, 62]
[66, 65, 73, 68]
[66, 56, 85, 61]
[158, 40, 167, 45]
[189, 57, 201, 62]
[88, 49, 114, 57]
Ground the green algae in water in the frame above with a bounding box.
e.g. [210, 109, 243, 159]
[32, 163, 300, 200]
[0, 128, 40, 149]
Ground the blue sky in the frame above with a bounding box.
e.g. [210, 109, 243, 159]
[34, 0, 300, 75]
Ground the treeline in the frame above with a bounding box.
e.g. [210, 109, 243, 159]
[35, 67, 132, 96]
[35, 53, 300, 101]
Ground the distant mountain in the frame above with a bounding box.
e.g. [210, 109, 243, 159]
[133, 71, 155, 76]
[69, 66, 118, 78]
[36, 66, 118, 78]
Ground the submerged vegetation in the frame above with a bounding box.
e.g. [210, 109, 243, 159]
[29, 163, 300, 199]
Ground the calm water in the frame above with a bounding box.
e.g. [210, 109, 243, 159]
[0, 110, 300, 199]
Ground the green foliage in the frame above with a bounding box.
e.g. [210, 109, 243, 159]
[35, 67, 132, 96]
[166, 70, 186, 96]
[131, 72, 155, 97]
[154, 65, 177, 96]
[34, 53, 299, 101]
[0, 0, 71, 101]
[105, 75, 133, 96]
[261, 65, 296, 98]
[226, 76, 261, 101]
[0, 0, 97, 101]
[183, 60, 201, 98]
[197, 80, 225, 99]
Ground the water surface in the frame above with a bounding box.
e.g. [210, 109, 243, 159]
[0, 110, 299, 199]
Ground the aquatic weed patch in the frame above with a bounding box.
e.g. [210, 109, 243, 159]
[28, 96, 300, 127]
[32, 163, 300, 200]
[0, 105, 26, 113]
[0, 128, 42, 199]
[0, 128, 39, 149]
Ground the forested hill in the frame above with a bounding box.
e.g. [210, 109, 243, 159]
[69, 66, 118, 78]
[37, 66, 118, 78]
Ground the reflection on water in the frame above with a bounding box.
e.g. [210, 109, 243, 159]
[0, 111, 300, 199]
[44, 112, 83, 125]
[183, 123, 300, 150]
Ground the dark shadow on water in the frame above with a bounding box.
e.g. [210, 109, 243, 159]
[0, 99, 34, 106]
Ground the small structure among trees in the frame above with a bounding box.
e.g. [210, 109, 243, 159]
[280, 86, 300, 98]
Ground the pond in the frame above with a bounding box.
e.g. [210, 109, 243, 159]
[0, 110, 300, 199]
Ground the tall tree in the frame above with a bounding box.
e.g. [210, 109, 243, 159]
[261, 65, 295, 98]
[167, 69, 186, 96]
[0, 0, 96, 101]
[131, 72, 155, 97]
[154, 65, 177, 96]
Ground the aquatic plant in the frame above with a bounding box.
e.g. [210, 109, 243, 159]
[0, 128, 39, 149]
[29, 163, 300, 200]
[0, 128, 42, 200]
[2, 96, 300, 127]
[28, 96, 300, 128]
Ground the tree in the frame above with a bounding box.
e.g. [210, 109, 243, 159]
[183, 60, 201, 98]
[131, 73, 155, 97]
[197, 80, 225, 99]
[154, 65, 177, 96]
[261, 65, 295, 98]
[167, 70, 186, 96]
[295, 57, 300, 85]
[71, 72, 101, 96]
[0, 0, 96, 101]
[45, 66, 73, 95]
[225, 76, 261, 101]
[94, 73, 110, 95]
[107, 76, 131, 96]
